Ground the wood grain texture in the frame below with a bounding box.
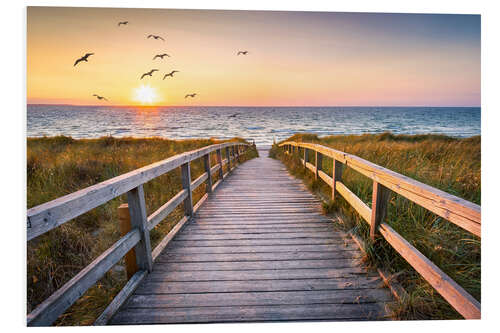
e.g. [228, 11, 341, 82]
[279, 141, 480, 236]
[110, 147, 392, 324]
[27, 142, 247, 241]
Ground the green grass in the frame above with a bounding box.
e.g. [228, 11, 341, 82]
[269, 132, 480, 320]
[27, 135, 258, 325]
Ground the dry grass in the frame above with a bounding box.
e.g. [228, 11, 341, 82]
[269, 132, 480, 320]
[27, 135, 258, 325]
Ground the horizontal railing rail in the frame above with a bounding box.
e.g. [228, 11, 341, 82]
[27, 141, 253, 326]
[279, 141, 480, 319]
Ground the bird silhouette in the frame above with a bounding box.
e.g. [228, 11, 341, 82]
[147, 34, 165, 41]
[237, 51, 249, 55]
[140, 69, 159, 79]
[163, 70, 179, 79]
[93, 94, 108, 101]
[185, 93, 197, 98]
[153, 53, 170, 60]
[74, 53, 94, 66]
[118, 21, 128, 26]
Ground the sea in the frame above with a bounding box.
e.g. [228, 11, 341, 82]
[27, 105, 481, 146]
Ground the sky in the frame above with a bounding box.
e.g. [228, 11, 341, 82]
[27, 7, 480, 106]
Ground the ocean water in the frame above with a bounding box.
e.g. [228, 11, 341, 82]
[27, 105, 480, 145]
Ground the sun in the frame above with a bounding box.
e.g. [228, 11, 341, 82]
[133, 84, 158, 104]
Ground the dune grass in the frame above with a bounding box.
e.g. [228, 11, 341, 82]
[27, 135, 258, 325]
[269, 132, 480, 320]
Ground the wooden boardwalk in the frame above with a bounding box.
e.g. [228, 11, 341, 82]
[110, 147, 393, 324]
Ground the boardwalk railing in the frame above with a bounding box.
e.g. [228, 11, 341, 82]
[279, 141, 481, 319]
[27, 141, 252, 326]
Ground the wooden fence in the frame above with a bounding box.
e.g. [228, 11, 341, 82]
[27, 142, 252, 326]
[279, 141, 481, 319]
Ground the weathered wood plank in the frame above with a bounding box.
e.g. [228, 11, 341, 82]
[127, 186, 153, 272]
[280, 141, 480, 236]
[378, 222, 480, 319]
[123, 289, 392, 308]
[134, 276, 382, 294]
[181, 162, 193, 217]
[27, 229, 141, 326]
[335, 181, 372, 223]
[165, 243, 359, 254]
[147, 189, 188, 230]
[110, 302, 390, 324]
[370, 181, 391, 240]
[27, 142, 247, 241]
[156, 250, 362, 263]
[94, 270, 147, 325]
[152, 258, 362, 271]
[203, 154, 212, 193]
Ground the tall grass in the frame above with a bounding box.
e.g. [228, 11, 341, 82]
[269, 132, 480, 320]
[27, 135, 258, 325]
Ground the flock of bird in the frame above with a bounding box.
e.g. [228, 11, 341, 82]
[73, 21, 250, 103]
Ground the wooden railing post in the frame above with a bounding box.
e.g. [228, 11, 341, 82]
[127, 185, 153, 272]
[203, 153, 212, 193]
[118, 204, 138, 280]
[225, 146, 231, 171]
[332, 159, 343, 201]
[181, 162, 193, 217]
[216, 148, 224, 180]
[303, 148, 309, 167]
[315, 151, 322, 180]
[370, 181, 391, 240]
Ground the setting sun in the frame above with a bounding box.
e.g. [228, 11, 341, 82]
[133, 85, 159, 104]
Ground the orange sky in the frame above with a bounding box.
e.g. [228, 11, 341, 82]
[27, 7, 480, 106]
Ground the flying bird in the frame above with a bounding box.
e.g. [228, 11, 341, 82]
[147, 34, 165, 41]
[140, 69, 159, 79]
[237, 51, 249, 55]
[153, 53, 170, 60]
[74, 53, 94, 66]
[118, 21, 128, 26]
[185, 93, 197, 99]
[163, 70, 179, 79]
[93, 94, 108, 101]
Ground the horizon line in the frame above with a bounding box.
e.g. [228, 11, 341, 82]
[27, 103, 481, 108]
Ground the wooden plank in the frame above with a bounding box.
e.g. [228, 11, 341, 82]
[171, 238, 345, 247]
[156, 250, 362, 263]
[315, 151, 322, 180]
[332, 159, 344, 201]
[370, 181, 391, 240]
[279, 141, 480, 236]
[164, 242, 358, 254]
[94, 270, 147, 325]
[124, 289, 392, 308]
[174, 231, 340, 240]
[151, 216, 189, 262]
[181, 162, 193, 217]
[147, 189, 188, 230]
[127, 185, 153, 272]
[216, 148, 223, 180]
[27, 142, 247, 241]
[134, 276, 382, 294]
[152, 258, 361, 271]
[203, 154, 212, 193]
[191, 172, 208, 192]
[378, 222, 480, 319]
[146, 267, 375, 282]
[118, 204, 137, 279]
[335, 181, 372, 223]
[27, 229, 141, 326]
[110, 302, 390, 324]
[152, 191, 210, 261]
